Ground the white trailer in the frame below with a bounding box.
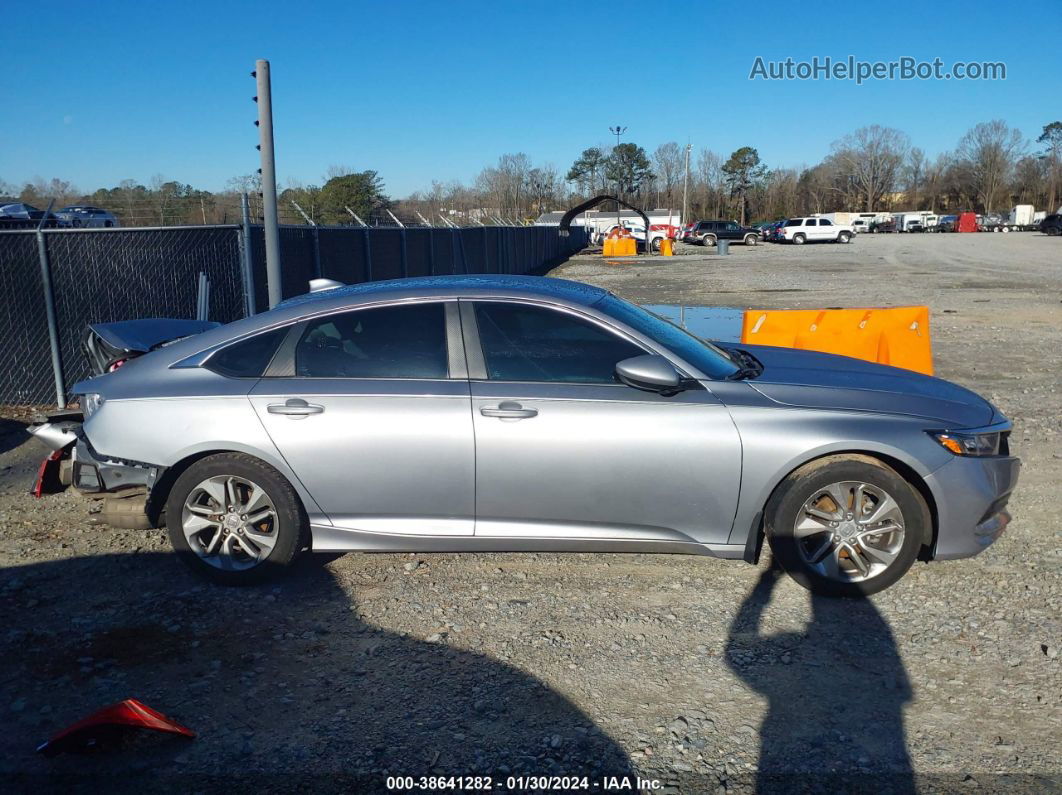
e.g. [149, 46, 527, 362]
[819, 212, 857, 226]
[893, 211, 934, 232]
[1003, 204, 1041, 231]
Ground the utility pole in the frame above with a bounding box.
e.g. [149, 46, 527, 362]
[682, 142, 692, 227]
[253, 59, 282, 308]
[609, 125, 626, 227]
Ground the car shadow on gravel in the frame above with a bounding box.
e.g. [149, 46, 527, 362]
[1, 552, 635, 792]
[726, 566, 914, 794]
[0, 417, 29, 456]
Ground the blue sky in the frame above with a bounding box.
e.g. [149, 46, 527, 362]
[2, 0, 1057, 198]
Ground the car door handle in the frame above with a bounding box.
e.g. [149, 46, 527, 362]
[267, 398, 324, 419]
[480, 401, 538, 419]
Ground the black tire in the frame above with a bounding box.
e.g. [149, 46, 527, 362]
[838, 231, 852, 244]
[651, 237, 662, 251]
[764, 455, 927, 597]
[165, 453, 308, 585]
[703, 234, 717, 247]
[744, 233, 758, 246]
[792, 233, 806, 245]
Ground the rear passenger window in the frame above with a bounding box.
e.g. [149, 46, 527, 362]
[785, 219, 801, 227]
[207, 327, 287, 378]
[295, 303, 448, 379]
[819, 219, 833, 226]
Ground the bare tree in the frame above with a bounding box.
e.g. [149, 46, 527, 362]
[653, 142, 683, 210]
[695, 149, 724, 217]
[903, 148, 926, 208]
[955, 120, 1026, 213]
[798, 163, 841, 215]
[1037, 121, 1062, 213]
[830, 125, 910, 211]
[323, 164, 357, 182]
[1012, 156, 1046, 205]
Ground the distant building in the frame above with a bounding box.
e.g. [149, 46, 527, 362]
[535, 208, 682, 236]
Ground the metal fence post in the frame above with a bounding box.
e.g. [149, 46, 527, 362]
[35, 230, 66, 408]
[427, 228, 435, 276]
[400, 228, 408, 278]
[239, 194, 257, 316]
[363, 229, 373, 282]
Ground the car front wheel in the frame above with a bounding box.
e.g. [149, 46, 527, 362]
[764, 455, 926, 597]
[744, 233, 758, 245]
[166, 453, 308, 585]
[837, 231, 852, 243]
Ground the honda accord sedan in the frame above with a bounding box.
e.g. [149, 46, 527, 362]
[33, 275, 1019, 596]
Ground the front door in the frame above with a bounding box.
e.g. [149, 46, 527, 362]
[465, 300, 743, 545]
[250, 301, 475, 535]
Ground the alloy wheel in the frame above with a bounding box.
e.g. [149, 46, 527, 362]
[792, 480, 906, 583]
[181, 475, 278, 570]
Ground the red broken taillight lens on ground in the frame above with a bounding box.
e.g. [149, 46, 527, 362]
[37, 699, 195, 756]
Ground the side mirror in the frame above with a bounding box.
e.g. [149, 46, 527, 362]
[615, 355, 683, 393]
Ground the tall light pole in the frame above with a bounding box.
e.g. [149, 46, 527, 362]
[681, 142, 692, 227]
[253, 59, 282, 308]
[609, 125, 626, 226]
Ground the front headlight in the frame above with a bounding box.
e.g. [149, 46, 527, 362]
[930, 431, 1003, 456]
[81, 392, 104, 419]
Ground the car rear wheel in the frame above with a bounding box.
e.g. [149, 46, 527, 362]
[764, 455, 926, 597]
[703, 234, 717, 247]
[792, 233, 806, 245]
[166, 453, 308, 585]
[651, 237, 662, 251]
[744, 233, 758, 246]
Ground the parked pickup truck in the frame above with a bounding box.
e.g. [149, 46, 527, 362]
[778, 216, 854, 244]
[683, 219, 760, 246]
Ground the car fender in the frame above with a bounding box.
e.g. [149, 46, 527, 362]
[82, 396, 329, 524]
[723, 406, 950, 548]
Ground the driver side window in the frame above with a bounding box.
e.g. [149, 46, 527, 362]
[473, 302, 644, 384]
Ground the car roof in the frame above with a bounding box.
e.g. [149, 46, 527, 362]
[276, 275, 609, 311]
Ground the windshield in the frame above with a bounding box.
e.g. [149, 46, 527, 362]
[594, 294, 740, 379]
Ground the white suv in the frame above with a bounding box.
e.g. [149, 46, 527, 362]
[779, 217, 854, 245]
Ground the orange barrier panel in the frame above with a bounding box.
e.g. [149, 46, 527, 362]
[740, 306, 933, 375]
[660, 238, 674, 256]
[602, 237, 637, 256]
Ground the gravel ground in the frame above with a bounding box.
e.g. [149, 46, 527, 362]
[1, 231, 1059, 792]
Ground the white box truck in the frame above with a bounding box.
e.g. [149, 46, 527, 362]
[1005, 205, 1039, 231]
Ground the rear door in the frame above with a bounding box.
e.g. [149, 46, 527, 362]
[464, 299, 742, 545]
[249, 300, 475, 536]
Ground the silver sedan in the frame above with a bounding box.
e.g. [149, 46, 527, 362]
[40, 276, 1019, 596]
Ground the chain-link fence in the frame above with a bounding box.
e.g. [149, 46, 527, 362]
[0, 222, 588, 406]
[0, 232, 54, 404]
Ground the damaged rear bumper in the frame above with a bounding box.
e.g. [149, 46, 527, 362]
[29, 420, 163, 529]
[70, 435, 161, 494]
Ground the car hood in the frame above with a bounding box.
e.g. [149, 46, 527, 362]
[731, 344, 998, 427]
